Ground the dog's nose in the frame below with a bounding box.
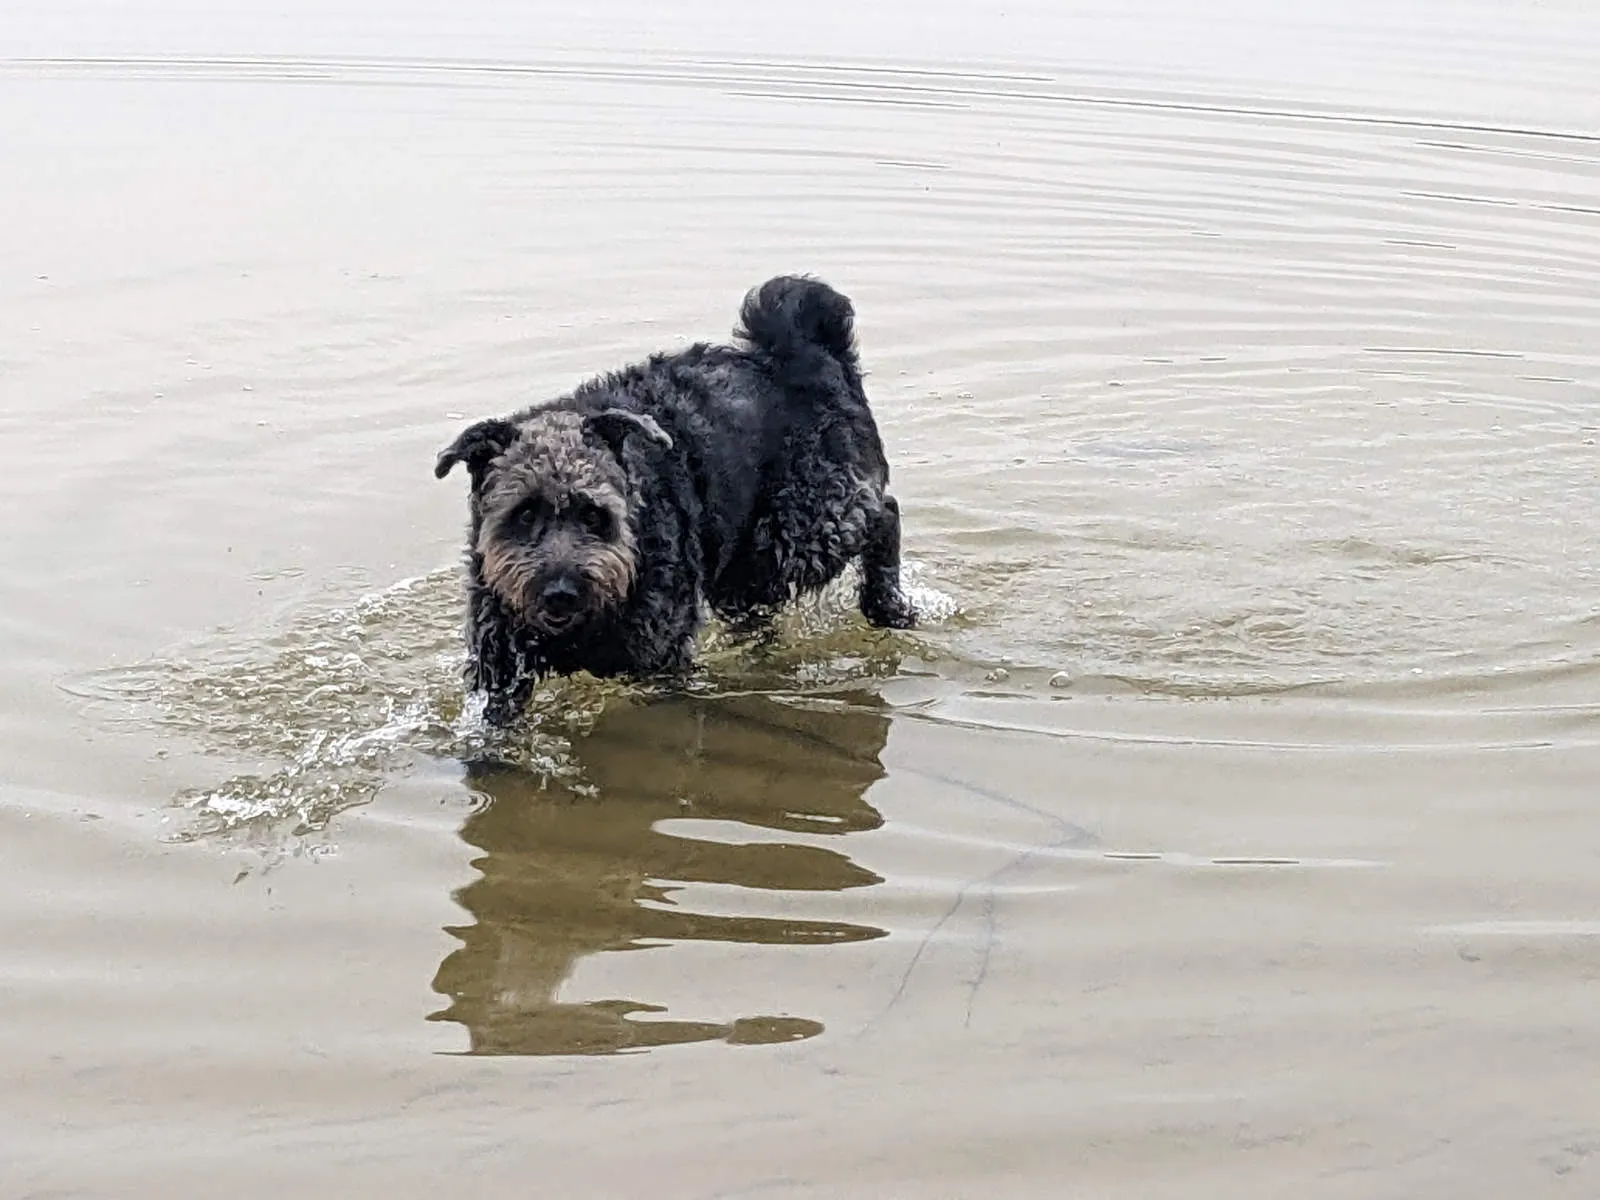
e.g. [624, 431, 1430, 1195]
[540, 576, 582, 618]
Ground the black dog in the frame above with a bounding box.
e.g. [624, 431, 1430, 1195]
[435, 275, 916, 725]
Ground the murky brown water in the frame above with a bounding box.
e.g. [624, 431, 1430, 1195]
[5, 1, 1600, 1195]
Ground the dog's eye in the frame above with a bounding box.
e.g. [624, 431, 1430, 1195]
[508, 500, 550, 535]
[579, 504, 615, 541]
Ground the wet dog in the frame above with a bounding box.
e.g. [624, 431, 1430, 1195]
[435, 275, 916, 724]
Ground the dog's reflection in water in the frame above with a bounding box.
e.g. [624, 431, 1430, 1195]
[429, 691, 891, 1055]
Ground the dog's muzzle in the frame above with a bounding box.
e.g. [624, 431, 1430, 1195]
[532, 574, 585, 634]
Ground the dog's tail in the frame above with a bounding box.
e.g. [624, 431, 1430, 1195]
[736, 275, 859, 376]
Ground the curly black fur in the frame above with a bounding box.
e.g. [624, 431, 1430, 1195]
[436, 275, 916, 725]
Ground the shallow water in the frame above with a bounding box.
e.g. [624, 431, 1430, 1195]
[5, 2, 1600, 1195]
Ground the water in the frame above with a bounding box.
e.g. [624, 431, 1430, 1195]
[5, 2, 1600, 1195]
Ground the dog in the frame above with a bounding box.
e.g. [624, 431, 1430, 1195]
[435, 275, 916, 725]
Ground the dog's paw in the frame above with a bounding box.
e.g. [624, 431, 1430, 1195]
[472, 686, 527, 729]
[861, 592, 917, 630]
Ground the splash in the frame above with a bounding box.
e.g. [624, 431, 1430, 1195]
[71, 570, 597, 841]
[70, 563, 954, 842]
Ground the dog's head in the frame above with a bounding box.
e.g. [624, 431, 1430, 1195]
[436, 408, 670, 638]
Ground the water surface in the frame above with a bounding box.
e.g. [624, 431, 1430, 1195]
[5, 2, 1600, 1195]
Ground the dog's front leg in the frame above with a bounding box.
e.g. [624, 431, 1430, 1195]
[465, 590, 538, 726]
[858, 494, 917, 630]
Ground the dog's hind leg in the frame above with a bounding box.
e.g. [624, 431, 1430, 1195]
[858, 494, 916, 629]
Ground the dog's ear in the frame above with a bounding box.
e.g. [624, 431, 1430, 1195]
[583, 409, 672, 458]
[435, 418, 521, 486]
